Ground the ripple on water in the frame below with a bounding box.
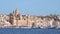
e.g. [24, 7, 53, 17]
[0, 28, 60, 34]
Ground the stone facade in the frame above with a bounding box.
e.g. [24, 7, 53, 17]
[0, 9, 60, 28]
[9, 9, 33, 28]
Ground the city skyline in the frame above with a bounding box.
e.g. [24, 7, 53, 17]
[0, 9, 60, 28]
[0, 0, 60, 34]
[0, 0, 60, 16]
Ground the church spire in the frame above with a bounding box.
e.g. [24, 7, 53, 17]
[15, 8, 19, 16]
[15, 8, 19, 14]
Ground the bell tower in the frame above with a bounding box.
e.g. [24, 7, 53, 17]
[15, 8, 19, 16]
[10, 8, 23, 26]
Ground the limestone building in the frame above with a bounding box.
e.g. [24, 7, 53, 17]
[0, 8, 60, 28]
[9, 9, 33, 28]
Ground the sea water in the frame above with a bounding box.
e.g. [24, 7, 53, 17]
[0, 28, 60, 34]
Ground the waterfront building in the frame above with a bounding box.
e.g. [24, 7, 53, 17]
[0, 9, 60, 28]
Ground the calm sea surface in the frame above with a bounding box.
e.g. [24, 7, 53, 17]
[0, 28, 60, 34]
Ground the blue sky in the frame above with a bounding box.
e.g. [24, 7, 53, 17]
[0, 0, 60, 16]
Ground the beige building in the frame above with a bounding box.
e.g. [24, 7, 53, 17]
[0, 14, 11, 27]
[9, 9, 33, 28]
[0, 8, 60, 28]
